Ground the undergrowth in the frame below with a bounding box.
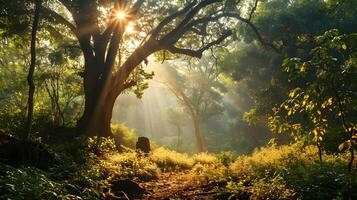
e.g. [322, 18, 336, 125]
[0, 131, 355, 200]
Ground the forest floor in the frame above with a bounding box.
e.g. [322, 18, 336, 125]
[140, 171, 220, 200]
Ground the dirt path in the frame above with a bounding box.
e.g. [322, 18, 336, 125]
[140, 171, 218, 199]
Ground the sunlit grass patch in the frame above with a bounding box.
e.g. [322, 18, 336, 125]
[230, 143, 313, 178]
[150, 147, 193, 171]
[227, 143, 355, 199]
[100, 152, 160, 181]
[192, 152, 219, 165]
[191, 162, 228, 184]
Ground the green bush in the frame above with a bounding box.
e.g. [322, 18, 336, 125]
[218, 151, 234, 167]
[151, 147, 193, 171]
[111, 124, 137, 148]
[87, 136, 117, 155]
[192, 152, 219, 165]
[228, 143, 357, 199]
[101, 151, 160, 181]
[0, 164, 64, 200]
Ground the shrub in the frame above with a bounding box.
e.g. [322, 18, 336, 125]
[248, 175, 296, 200]
[101, 152, 160, 181]
[192, 152, 219, 165]
[229, 143, 356, 199]
[111, 124, 137, 148]
[150, 147, 193, 171]
[0, 164, 64, 200]
[87, 136, 117, 155]
[218, 151, 234, 166]
[191, 162, 228, 184]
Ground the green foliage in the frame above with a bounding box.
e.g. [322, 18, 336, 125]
[87, 136, 117, 155]
[0, 165, 64, 199]
[101, 152, 160, 181]
[111, 123, 138, 149]
[0, 133, 356, 199]
[192, 152, 219, 165]
[227, 143, 356, 199]
[218, 151, 234, 167]
[221, 0, 357, 153]
[151, 147, 193, 171]
[270, 30, 357, 159]
[192, 162, 228, 184]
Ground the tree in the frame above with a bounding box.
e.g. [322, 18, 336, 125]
[158, 59, 225, 152]
[38, 40, 83, 127]
[36, 0, 274, 136]
[25, 0, 41, 141]
[166, 106, 186, 151]
[269, 30, 357, 169]
[219, 0, 357, 148]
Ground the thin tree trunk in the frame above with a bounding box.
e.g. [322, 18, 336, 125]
[348, 143, 354, 172]
[176, 125, 182, 151]
[24, 0, 41, 141]
[193, 116, 206, 152]
[335, 90, 354, 171]
[317, 141, 322, 162]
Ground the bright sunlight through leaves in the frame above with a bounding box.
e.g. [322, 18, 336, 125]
[115, 11, 126, 20]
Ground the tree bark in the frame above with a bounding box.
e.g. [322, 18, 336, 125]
[193, 116, 206, 152]
[77, 75, 118, 137]
[24, 0, 41, 141]
[348, 143, 354, 172]
[76, 56, 125, 137]
[317, 142, 322, 162]
[176, 125, 182, 151]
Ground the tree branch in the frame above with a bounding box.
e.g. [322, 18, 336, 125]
[151, 0, 197, 38]
[174, 0, 224, 33]
[248, 0, 259, 21]
[122, 80, 137, 90]
[166, 30, 232, 58]
[131, 0, 145, 14]
[224, 12, 281, 53]
[41, 7, 79, 38]
[166, 46, 202, 58]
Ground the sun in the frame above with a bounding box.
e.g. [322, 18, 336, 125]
[115, 11, 126, 20]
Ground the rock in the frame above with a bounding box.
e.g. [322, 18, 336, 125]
[111, 179, 145, 199]
[136, 137, 150, 153]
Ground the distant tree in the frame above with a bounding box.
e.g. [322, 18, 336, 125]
[166, 106, 186, 151]
[269, 30, 357, 170]
[38, 39, 83, 127]
[158, 59, 225, 152]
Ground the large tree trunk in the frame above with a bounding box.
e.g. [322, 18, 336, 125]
[77, 70, 119, 137]
[76, 39, 156, 137]
[77, 54, 117, 137]
[77, 91, 117, 137]
[193, 116, 206, 152]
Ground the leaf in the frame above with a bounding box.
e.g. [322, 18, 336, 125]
[342, 44, 347, 50]
[289, 90, 295, 98]
[288, 110, 292, 116]
[313, 129, 318, 136]
[338, 141, 349, 151]
[327, 97, 333, 105]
